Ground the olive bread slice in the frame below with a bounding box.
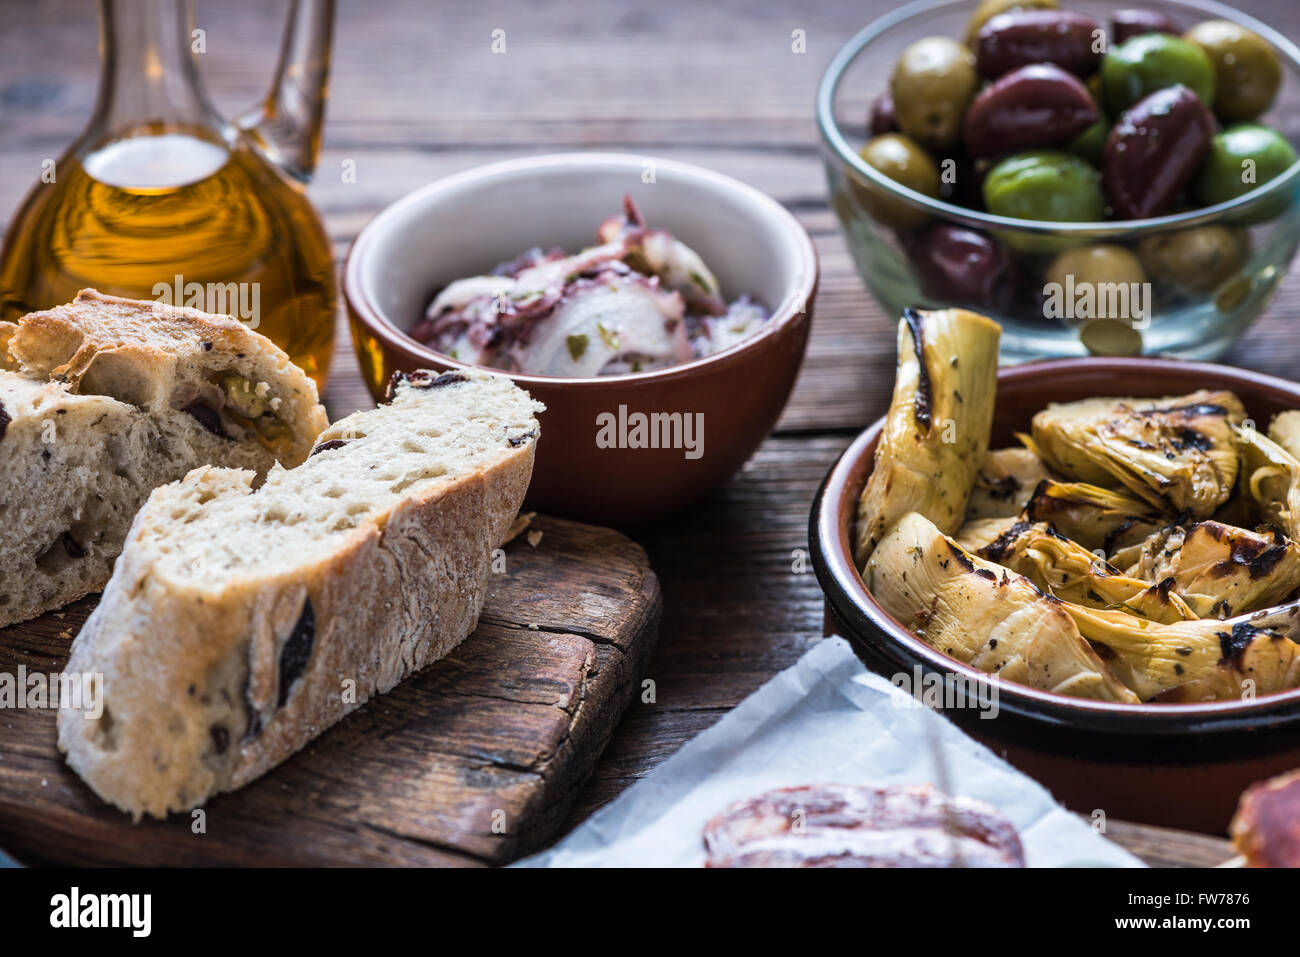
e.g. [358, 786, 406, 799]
[0, 290, 328, 627]
[58, 369, 542, 819]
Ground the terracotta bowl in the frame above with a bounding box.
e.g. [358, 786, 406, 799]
[811, 357, 1300, 834]
[345, 153, 818, 526]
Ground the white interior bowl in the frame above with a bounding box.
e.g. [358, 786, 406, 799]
[350, 152, 815, 373]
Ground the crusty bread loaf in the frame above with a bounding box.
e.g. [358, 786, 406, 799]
[0, 322, 17, 371]
[0, 290, 327, 627]
[58, 369, 542, 819]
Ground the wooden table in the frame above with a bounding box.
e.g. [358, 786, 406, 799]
[5, 0, 1298, 867]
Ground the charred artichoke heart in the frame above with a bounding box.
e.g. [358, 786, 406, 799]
[1029, 391, 1245, 516]
[855, 308, 1001, 565]
[1269, 410, 1300, 461]
[865, 512, 1138, 702]
[1134, 521, 1300, 619]
[979, 520, 1197, 624]
[1023, 479, 1163, 556]
[1063, 601, 1300, 702]
[1235, 424, 1300, 541]
[955, 516, 1019, 552]
[965, 447, 1053, 521]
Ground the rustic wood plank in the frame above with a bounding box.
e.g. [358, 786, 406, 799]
[0, 516, 660, 866]
[1103, 820, 1236, 869]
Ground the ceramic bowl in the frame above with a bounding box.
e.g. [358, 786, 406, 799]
[345, 153, 818, 526]
[811, 356, 1300, 834]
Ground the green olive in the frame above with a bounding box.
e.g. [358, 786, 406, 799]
[1137, 225, 1248, 294]
[1214, 274, 1254, 313]
[1046, 244, 1149, 355]
[1194, 124, 1298, 207]
[1086, 72, 1104, 104]
[1045, 244, 1147, 290]
[1185, 20, 1281, 121]
[1100, 34, 1216, 114]
[963, 0, 1058, 47]
[853, 133, 941, 229]
[220, 375, 271, 419]
[983, 151, 1106, 222]
[1068, 118, 1109, 165]
[890, 37, 978, 150]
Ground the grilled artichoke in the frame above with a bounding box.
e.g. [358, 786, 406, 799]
[978, 521, 1197, 624]
[1029, 391, 1246, 516]
[965, 447, 1053, 521]
[1269, 410, 1300, 461]
[1133, 521, 1300, 619]
[1235, 423, 1300, 541]
[1063, 601, 1300, 702]
[866, 512, 1138, 702]
[1023, 479, 1163, 556]
[955, 516, 1019, 552]
[854, 308, 1001, 565]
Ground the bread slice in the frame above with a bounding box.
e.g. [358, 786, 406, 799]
[0, 290, 327, 627]
[57, 369, 543, 819]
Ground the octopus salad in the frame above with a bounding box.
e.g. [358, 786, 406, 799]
[410, 197, 769, 376]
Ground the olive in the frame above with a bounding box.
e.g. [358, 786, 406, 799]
[936, 151, 984, 207]
[1215, 274, 1253, 313]
[1080, 320, 1145, 355]
[1184, 20, 1282, 122]
[1086, 71, 1104, 103]
[1103, 85, 1215, 219]
[891, 36, 979, 149]
[1044, 244, 1149, 353]
[1100, 33, 1216, 114]
[1069, 118, 1110, 165]
[1045, 243, 1148, 291]
[853, 133, 942, 229]
[1111, 9, 1179, 45]
[1194, 124, 1299, 207]
[870, 92, 899, 136]
[904, 224, 1010, 307]
[963, 0, 1059, 48]
[974, 9, 1103, 79]
[1136, 225, 1248, 293]
[964, 64, 1099, 158]
[983, 150, 1106, 222]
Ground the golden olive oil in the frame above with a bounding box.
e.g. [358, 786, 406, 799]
[0, 131, 336, 385]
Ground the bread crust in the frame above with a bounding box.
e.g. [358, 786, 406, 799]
[57, 372, 540, 819]
[0, 290, 328, 627]
[10, 289, 327, 454]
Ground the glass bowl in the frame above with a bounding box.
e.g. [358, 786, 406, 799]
[817, 0, 1300, 361]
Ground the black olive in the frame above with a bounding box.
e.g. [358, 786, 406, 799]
[182, 401, 227, 439]
[384, 369, 469, 402]
[277, 597, 316, 708]
[308, 438, 350, 457]
[61, 533, 85, 558]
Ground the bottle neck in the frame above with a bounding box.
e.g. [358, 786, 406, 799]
[91, 0, 224, 143]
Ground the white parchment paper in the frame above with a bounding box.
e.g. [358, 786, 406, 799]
[517, 636, 1142, 868]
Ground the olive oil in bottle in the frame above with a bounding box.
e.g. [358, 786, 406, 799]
[0, 133, 337, 384]
[0, 0, 338, 385]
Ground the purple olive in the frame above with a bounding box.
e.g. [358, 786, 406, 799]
[937, 151, 986, 208]
[1103, 84, 1215, 219]
[870, 92, 899, 136]
[1111, 9, 1179, 45]
[975, 9, 1104, 79]
[964, 63, 1100, 158]
[905, 224, 1010, 308]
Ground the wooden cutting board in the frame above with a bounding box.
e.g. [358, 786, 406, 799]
[0, 515, 660, 866]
